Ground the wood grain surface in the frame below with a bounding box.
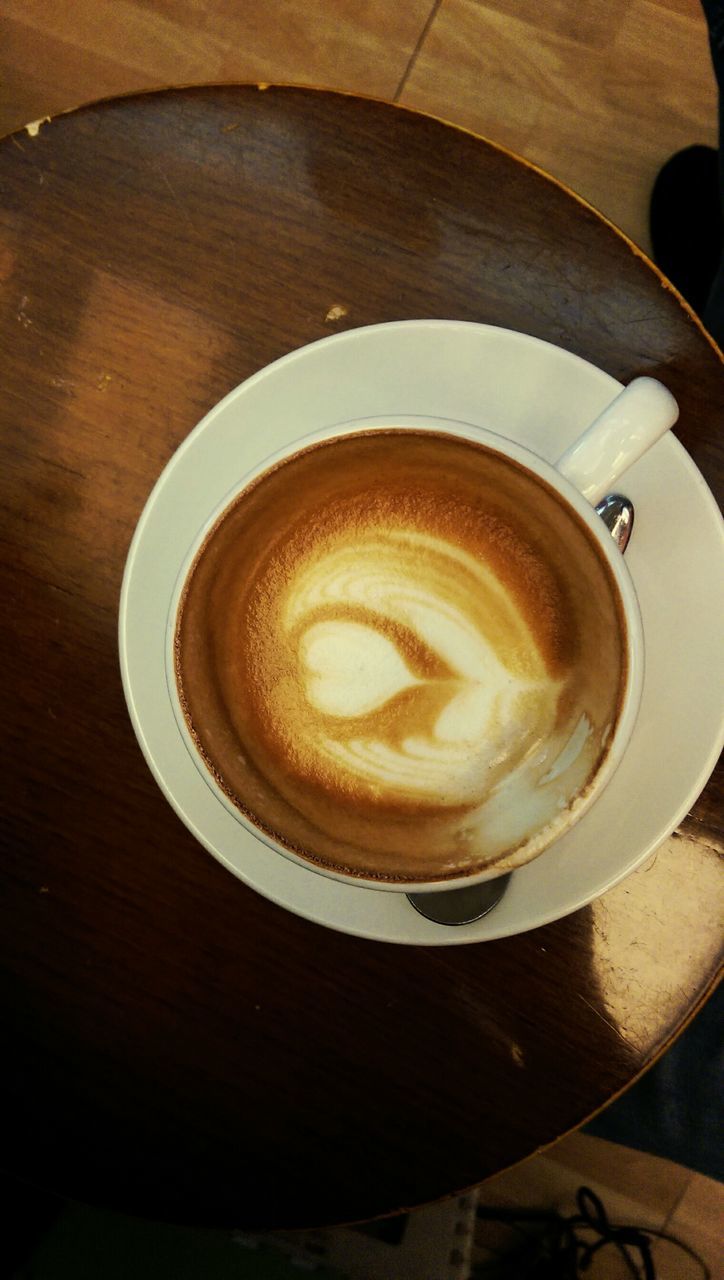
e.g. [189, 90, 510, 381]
[399, 0, 717, 249]
[0, 0, 716, 254]
[1, 85, 722, 1230]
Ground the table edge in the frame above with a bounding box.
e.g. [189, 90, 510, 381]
[2, 80, 721, 366]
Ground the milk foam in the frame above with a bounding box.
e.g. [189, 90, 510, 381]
[260, 526, 567, 808]
[300, 620, 422, 717]
[176, 428, 627, 880]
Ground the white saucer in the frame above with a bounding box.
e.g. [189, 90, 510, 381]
[119, 321, 724, 944]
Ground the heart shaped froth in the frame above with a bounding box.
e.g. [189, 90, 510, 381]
[175, 431, 627, 881]
[252, 525, 560, 807]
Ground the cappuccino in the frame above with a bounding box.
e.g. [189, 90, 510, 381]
[175, 431, 627, 882]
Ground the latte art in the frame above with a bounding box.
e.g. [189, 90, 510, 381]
[175, 430, 627, 882]
[254, 527, 561, 808]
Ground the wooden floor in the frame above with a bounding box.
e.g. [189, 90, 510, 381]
[0, 0, 717, 251]
[1, 3, 721, 1276]
[477, 1130, 723, 1279]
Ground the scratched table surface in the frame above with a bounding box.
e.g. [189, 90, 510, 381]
[1, 86, 722, 1229]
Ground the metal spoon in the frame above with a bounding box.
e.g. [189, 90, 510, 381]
[408, 874, 512, 925]
[596, 492, 634, 554]
[406, 494, 635, 925]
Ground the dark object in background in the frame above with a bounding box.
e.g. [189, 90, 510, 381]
[586, 982, 724, 1183]
[649, 145, 722, 317]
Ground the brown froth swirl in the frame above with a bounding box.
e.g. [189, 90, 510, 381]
[175, 431, 627, 882]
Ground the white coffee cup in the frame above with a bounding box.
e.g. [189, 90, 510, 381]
[168, 377, 678, 891]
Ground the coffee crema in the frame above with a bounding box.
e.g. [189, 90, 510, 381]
[174, 430, 627, 882]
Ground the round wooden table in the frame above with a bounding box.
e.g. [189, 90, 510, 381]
[1, 85, 722, 1230]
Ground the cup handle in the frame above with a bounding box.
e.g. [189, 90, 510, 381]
[556, 376, 679, 503]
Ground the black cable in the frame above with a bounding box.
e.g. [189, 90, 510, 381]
[473, 1184, 711, 1279]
